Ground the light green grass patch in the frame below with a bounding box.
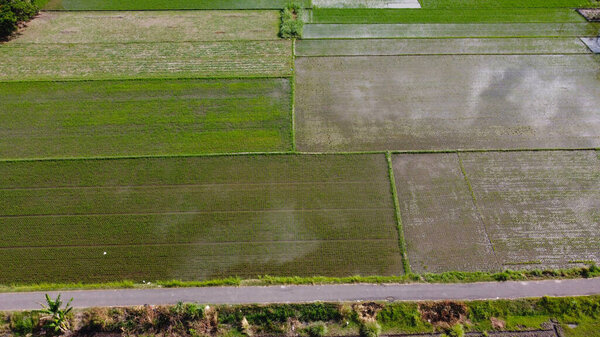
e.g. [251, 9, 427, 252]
[0, 41, 292, 81]
[44, 0, 311, 10]
[11, 11, 280, 43]
[0, 78, 292, 159]
[0, 154, 403, 283]
[310, 8, 587, 23]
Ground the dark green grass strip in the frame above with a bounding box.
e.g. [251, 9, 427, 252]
[386, 151, 410, 274]
[44, 0, 311, 10]
[418, 0, 599, 8]
[311, 8, 586, 24]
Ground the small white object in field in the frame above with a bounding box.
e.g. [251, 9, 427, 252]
[103, 251, 107, 255]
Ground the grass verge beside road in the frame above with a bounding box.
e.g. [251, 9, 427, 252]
[1, 265, 598, 293]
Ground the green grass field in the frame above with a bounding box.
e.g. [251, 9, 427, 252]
[44, 0, 311, 10]
[0, 79, 292, 159]
[419, 0, 599, 8]
[0, 41, 292, 81]
[310, 8, 587, 23]
[0, 154, 403, 283]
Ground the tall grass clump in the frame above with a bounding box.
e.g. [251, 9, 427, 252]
[280, 2, 303, 38]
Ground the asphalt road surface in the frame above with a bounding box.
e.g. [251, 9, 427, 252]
[1, 278, 599, 311]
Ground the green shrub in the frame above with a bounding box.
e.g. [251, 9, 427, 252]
[8, 312, 39, 336]
[7, 0, 37, 21]
[305, 322, 328, 337]
[359, 321, 381, 337]
[0, 0, 39, 39]
[377, 303, 428, 331]
[0, 5, 17, 38]
[447, 324, 465, 337]
[279, 2, 303, 39]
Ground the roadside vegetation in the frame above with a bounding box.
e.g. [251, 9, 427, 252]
[1, 264, 598, 293]
[2, 295, 599, 336]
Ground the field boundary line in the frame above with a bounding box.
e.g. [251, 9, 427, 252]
[0, 207, 393, 219]
[6, 39, 287, 45]
[41, 9, 302, 12]
[300, 35, 600, 40]
[0, 238, 399, 250]
[386, 151, 411, 274]
[291, 38, 297, 152]
[456, 152, 501, 268]
[296, 52, 593, 57]
[0, 75, 293, 84]
[2, 148, 599, 163]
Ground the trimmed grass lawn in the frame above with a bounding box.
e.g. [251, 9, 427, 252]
[0, 154, 402, 283]
[0, 78, 292, 159]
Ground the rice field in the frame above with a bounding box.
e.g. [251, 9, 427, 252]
[460, 151, 600, 269]
[309, 8, 587, 24]
[392, 153, 499, 273]
[11, 11, 280, 44]
[44, 0, 311, 10]
[393, 151, 600, 272]
[295, 54, 600, 152]
[0, 79, 292, 159]
[296, 38, 590, 56]
[2, 0, 600, 285]
[419, 0, 599, 8]
[0, 154, 403, 283]
[0, 40, 292, 81]
[302, 22, 600, 39]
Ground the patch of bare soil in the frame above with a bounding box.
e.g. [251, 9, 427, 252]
[418, 301, 467, 329]
[352, 302, 384, 322]
[578, 8, 600, 21]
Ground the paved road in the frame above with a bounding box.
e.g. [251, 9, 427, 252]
[1, 278, 599, 311]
